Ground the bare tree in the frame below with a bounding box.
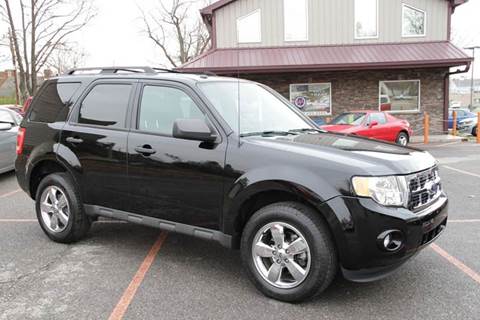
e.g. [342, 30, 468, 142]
[0, 0, 95, 98]
[140, 0, 211, 68]
[46, 43, 87, 75]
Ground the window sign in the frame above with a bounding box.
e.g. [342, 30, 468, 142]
[379, 80, 420, 113]
[290, 83, 332, 116]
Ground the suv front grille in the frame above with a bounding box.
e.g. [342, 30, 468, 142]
[407, 167, 442, 212]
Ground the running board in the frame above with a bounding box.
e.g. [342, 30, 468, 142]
[84, 205, 232, 248]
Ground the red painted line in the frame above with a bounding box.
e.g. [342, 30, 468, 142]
[0, 189, 21, 198]
[108, 232, 168, 320]
[430, 243, 480, 285]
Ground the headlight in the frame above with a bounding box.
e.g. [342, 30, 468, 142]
[352, 176, 408, 207]
[461, 120, 473, 125]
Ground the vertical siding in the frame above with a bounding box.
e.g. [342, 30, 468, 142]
[215, 0, 448, 48]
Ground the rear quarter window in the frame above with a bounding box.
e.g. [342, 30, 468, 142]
[28, 82, 81, 123]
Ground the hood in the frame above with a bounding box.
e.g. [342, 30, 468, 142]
[243, 132, 436, 175]
[320, 124, 359, 134]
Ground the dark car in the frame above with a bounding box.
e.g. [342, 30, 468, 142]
[16, 67, 447, 302]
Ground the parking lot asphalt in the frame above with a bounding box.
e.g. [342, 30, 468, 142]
[0, 141, 479, 320]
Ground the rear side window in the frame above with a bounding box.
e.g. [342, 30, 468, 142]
[78, 84, 132, 129]
[29, 82, 81, 123]
[368, 113, 387, 125]
[138, 85, 204, 135]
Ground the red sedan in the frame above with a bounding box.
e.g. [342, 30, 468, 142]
[320, 111, 413, 146]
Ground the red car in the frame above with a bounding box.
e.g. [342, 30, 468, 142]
[320, 111, 413, 146]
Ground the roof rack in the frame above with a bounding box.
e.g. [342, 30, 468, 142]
[64, 66, 179, 75]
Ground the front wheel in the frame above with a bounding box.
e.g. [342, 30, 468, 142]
[396, 132, 409, 146]
[473, 126, 477, 137]
[240, 202, 337, 302]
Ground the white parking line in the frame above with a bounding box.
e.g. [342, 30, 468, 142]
[442, 165, 480, 179]
[449, 219, 480, 223]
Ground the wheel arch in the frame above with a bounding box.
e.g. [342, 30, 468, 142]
[225, 179, 341, 250]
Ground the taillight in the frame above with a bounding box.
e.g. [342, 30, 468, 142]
[16, 127, 26, 155]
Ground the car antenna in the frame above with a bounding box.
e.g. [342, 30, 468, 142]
[237, 36, 241, 147]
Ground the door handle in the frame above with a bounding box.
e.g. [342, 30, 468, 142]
[66, 137, 83, 144]
[134, 145, 156, 156]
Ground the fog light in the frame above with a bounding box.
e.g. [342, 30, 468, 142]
[377, 230, 404, 252]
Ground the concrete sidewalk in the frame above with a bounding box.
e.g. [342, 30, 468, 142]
[410, 134, 468, 144]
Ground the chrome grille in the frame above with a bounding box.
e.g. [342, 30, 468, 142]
[407, 167, 442, 211]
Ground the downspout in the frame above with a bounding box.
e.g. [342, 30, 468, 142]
[443, 63, 471, 132]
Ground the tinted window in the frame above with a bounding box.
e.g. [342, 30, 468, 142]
[79, 84, 132, 128]
[368, 113, 387, 125]
[29, 82, 81, 123]
[138, 86, 204, 135]
[0, 110, 14, 124]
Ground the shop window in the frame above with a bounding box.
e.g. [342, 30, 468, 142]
[379, 80, 420, 113]
[402, 4, 426, 37]
[284, 0, 308, 41]
[237, 9, 261, 43]
[354, 0, 378, 39]
[290, 83, 332, 116]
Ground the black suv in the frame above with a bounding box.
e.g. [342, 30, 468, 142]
[16, 67, 447, 302]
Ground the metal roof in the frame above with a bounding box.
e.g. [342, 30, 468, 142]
[176, 41, 472, 74]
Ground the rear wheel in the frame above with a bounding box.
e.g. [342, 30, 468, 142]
[240, 202, 337, 302]
[36, 173, 91, 243]
[473, 126, 477, 137]
[396, 132, 409, 146]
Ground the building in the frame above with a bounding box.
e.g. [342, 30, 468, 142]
[176, 0, 473, 133]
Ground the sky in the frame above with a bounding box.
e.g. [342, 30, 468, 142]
[1, 0, 479, 76]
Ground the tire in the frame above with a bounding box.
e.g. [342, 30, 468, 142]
[35, 173, 91, 243]
[240, 202, 337, 302]
[473, 126, 477, 137]
[396, 132, 409, 146]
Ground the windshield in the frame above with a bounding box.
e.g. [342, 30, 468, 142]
[331, 112, 366, 125]
[198, 81, 312, 135]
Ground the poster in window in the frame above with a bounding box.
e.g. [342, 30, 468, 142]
[290, 83, 331, 116]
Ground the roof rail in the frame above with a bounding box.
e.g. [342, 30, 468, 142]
[64, 66, 179, 75]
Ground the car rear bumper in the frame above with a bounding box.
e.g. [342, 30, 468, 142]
[321, 193, 448, 282]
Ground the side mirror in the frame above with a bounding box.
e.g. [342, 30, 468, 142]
[173, 118, 216, 142]
[369, 121, 379, 128]
[0, 123, 12, 131]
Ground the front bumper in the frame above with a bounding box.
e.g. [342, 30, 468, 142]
[320, 193, 448, 282]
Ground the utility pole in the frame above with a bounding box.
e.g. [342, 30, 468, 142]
[464, 46, 480, 109]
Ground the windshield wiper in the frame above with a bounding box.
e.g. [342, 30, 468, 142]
[240, 130, 297, 138]
[288, 128, 326, 134]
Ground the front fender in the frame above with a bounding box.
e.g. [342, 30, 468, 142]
[222, 165, 346, 235]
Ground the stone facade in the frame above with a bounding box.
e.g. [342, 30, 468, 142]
[241, 68, 449, 135]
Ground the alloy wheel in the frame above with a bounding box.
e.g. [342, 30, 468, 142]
[251, 222, 311, 289]
[39, 186, 70, 233]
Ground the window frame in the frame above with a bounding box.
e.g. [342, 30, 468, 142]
[289, 82, 332, 116]
[283, 0, 309, 42]
[131, 81, 224, 142]
[236, 9, 262, 44]
[402, 4, 427, 38]
[378, 79, 421, 114]
[354, 0, 379, 40]
[69, 80, 136, 132]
